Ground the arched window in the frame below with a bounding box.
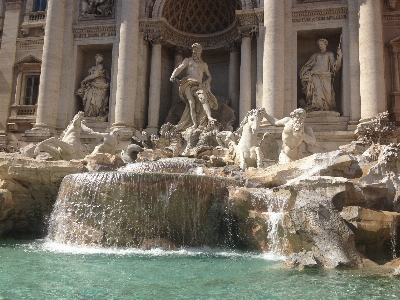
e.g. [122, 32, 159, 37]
[33, 0, 47, 12]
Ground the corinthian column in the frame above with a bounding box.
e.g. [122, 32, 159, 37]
[228, 43, 240, 124]
[171, 47, 184, 106]
[145, 37, 163, 135]
[112, 0, 140, 129]
[33, 0, 67, 132]
[0, 0, 22, 134]
[358, 0, 386, 120]
[263, 0, 285, 118]
[239, 32, 253, 122]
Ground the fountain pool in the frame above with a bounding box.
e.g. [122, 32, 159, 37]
[0, 240, 399, 299]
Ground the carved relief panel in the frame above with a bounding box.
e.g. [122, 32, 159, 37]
[79, 0, 116, 21]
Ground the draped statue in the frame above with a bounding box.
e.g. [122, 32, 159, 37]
[300, 38, 342, 112]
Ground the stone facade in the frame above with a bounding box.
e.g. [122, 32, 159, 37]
[0, 0, 399, 149]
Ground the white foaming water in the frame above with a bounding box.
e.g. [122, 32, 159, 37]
[27, 240, 286, 261]
[390, 223, 398, 260]
[251, 188, 289, 256]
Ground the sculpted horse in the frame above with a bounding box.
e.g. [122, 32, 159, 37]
[234, 108, 267, 169]
[34, 111, 99, 160]
[216, 108, 278, 169]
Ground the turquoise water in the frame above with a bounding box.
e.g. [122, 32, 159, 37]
[0, 240, 399, 300]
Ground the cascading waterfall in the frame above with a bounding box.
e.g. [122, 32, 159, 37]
[250, 189, 289, 255]
[48, 171, 239, 248]
[390, 222, 398, 260]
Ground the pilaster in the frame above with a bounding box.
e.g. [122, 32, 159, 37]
[32, 0, 67, 134]
[227, 43, 240, 126]
[0, 0, 22, 140]
[358, 0, 386, 120]
[145, 34, 165, 135]
[263, 0, 285, 119]
[112, 0, 140, 132]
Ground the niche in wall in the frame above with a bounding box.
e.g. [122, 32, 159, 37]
[297, 28, 343, 113]
[75, 43, 113, 122]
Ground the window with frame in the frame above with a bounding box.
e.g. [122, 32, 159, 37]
[33, 0, 47, 12]
[23, 75, 40, 105]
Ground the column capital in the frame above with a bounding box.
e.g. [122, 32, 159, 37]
[225, 42, 240, 53]
[389, 40, 400, 53]
[174, 46, 185, 56]
[238, 25, 258, 39]
[145, 32, 167, 46]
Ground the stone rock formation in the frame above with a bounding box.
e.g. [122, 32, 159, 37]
[0, 153, 86, 238]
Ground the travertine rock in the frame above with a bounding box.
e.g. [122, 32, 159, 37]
[341, 206, 400, 260]
[286, 251, 318, 268]
[244, 150, 362, 188]
[0, 153, 86, 238]
[284, 177, 363, 267]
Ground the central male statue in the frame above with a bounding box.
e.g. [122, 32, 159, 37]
[170, 43, 218, 130]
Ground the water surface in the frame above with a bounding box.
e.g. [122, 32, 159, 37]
[0, 240, 399, 300]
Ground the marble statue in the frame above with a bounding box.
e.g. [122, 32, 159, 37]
[170, 43, 218, 130]
[300, 38, 342, 112]
[33, 112, 99, 160]
[76, 54, 110, 120]
[234, 108, 266, 169]
[90, 128, 122, 155]
[264, 108, 316, 164]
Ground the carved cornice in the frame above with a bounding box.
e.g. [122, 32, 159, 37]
[73, 24, 116, 39]
[296, 0, 335, 3]
[225, 42, 240, 53]
[254, 8, 264, 25]
[16, 37, 44, 51]
[292, 6, 348, 22]
[139, 17, 242, 50]
[383, 12, 400, 22]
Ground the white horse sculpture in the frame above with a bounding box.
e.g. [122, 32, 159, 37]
[34, 111, 99, 160]
[217, 108, 279, 169]
[234, 108, 267, 169]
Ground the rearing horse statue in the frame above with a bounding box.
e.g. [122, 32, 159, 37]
[33, 111, 100, 160]
[234, 108, 267, 169]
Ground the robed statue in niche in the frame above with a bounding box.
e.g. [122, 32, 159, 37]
[300, 38, 342, 112]
[76, 54, 110, 120]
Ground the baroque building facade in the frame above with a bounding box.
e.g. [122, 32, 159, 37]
[0, 0, 399, 149]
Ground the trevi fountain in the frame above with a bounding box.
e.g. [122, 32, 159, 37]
[0, 0, 400, 298]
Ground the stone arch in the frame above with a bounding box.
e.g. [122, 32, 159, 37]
[162, 0, 242, 34]
[147, 0, 255, 19]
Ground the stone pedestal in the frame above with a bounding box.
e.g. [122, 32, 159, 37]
[304, 111, 350, 132]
